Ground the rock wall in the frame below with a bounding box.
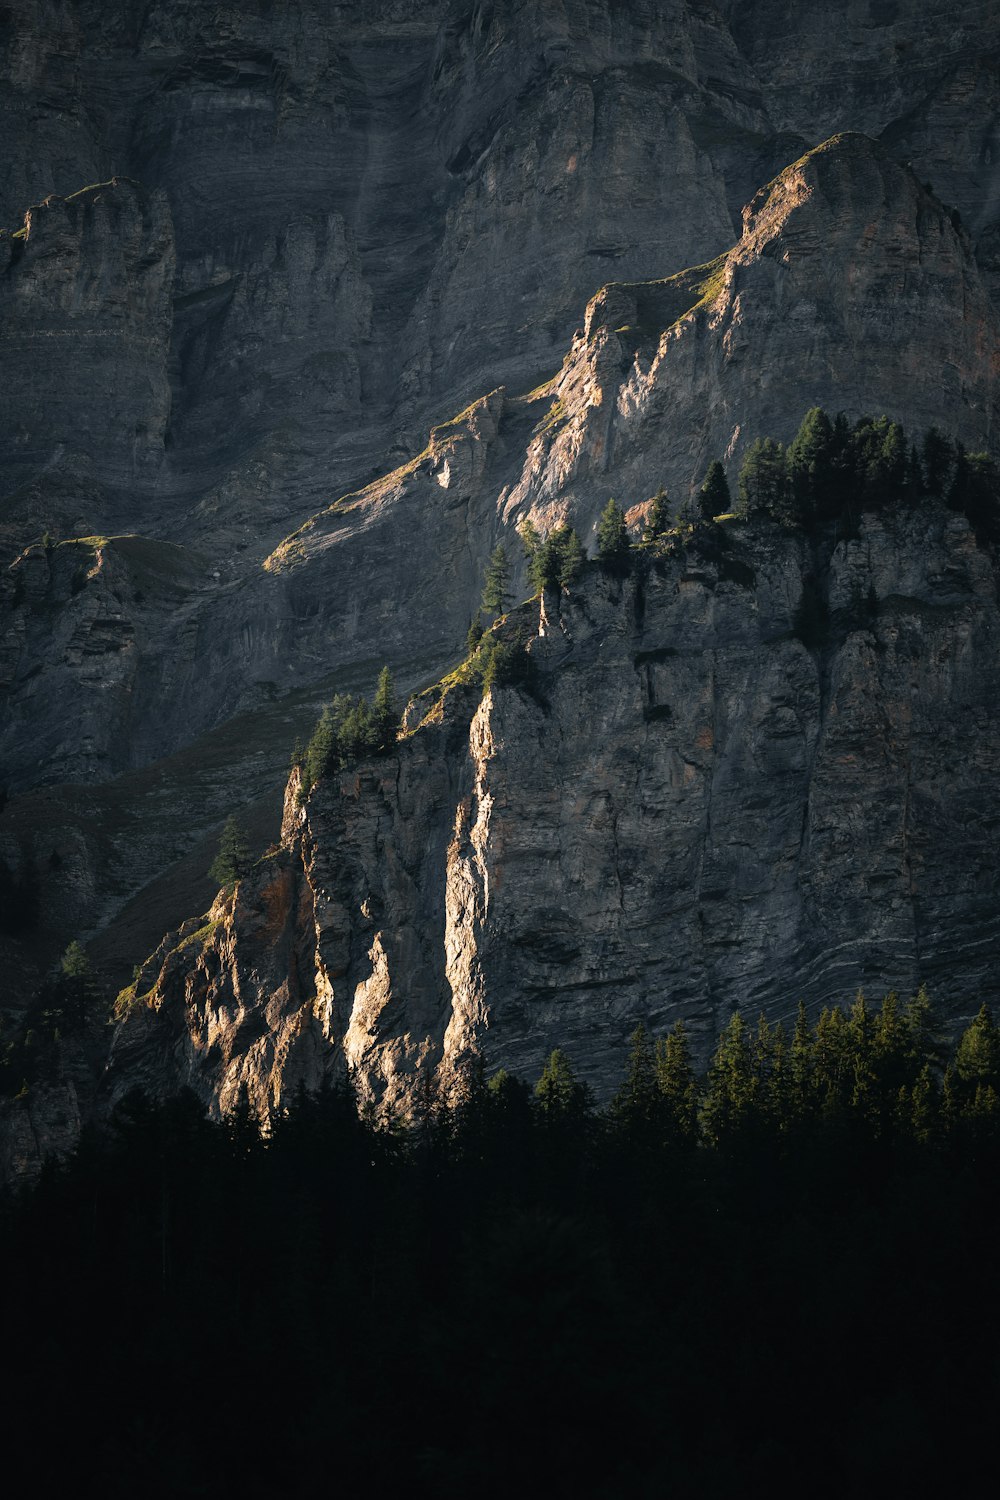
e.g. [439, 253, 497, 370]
[111, 497, 1000, 1115]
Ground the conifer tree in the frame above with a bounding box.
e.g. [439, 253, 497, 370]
[519, 520, 543, 593]
[209, 815, 251, 888]
[786, 406, 835, 521]
[534, 1048, 590, 1118]
[698, 460, 731, 521]
[643, 489, 670, 542]
[60, 940, 90, 982]
[557, 526, 585, 586]
[812, 1005, 851, 1118]
[788, 1002, 814, 1125]
[654, 1020, 699, 1143]
[482, 543, 510, 615]
[612, 1024, 659, 1132]
[738, 437, 789, 520]
[955, 1003, 1000, 1093]
[466, 615, 484, 654]
[596, 499, 630, 571]
[700, 1011, 756, 1147]
[372, 666, 397, 752]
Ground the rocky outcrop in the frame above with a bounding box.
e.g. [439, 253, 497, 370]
[111, 496, 1000, 1112]
[3, 2, 1000, 1056]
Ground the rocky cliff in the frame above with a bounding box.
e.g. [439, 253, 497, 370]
[108, 494, 1000, 1116]
[4, 1, 1000, 1155]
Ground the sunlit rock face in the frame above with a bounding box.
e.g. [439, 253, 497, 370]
[111, 494, 1000, 1114]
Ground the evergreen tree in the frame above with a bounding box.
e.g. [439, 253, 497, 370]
[611, 1023, 659, 1132]
[209, 815, 251, 888]
[643, 489, 670, 542]
[955, 1004, 1000, 1094]
[908, 1063, 938, 1145]
[788, 1002, 815, 1125]
[519, 520, 543, 592]
[303, 693, 352, 789]
[535, 1048, 590, 1118]
[338, 697, 376, 761]
[481, 543, 510, 615]
[466, 615, 485, 654]
[371, 666, 397, 752]
[60, 940, 90, 982]
[653, 1020, 699, 1143]
[786, 406, 834, 522]
[698, 460, 731, 521]
[557, 526, 586, 586]
[812, 1005, 851, 1118]
[903, 984, 941, 1070]
[738, 437, 789, 521]
[596, 499, 630, 571]
[531, 524, 586, 591]
[700, 1011, 756, 1147]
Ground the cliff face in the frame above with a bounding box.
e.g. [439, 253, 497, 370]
[3, 1, 999, 786]
[4, 2, 1000, 1148]
[110, 496, 1000, 1115]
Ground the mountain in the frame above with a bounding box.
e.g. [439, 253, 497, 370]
[2, 0, 1000, 1168]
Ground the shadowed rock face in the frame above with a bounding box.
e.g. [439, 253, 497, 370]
[2, 126, 998, 1006]
[3, 3, 1000, 1158]
[0, 181, 174, 498]
[108, 495, 1000, 1119]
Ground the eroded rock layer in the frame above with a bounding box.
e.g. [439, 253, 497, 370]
[109, 498, 1000, 1116]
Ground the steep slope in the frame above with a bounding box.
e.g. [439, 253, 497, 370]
[106, 495, 1000, 1125]
[2, 130, 997, 1005]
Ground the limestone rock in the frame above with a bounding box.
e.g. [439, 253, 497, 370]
[111, 497, 1000, 1110]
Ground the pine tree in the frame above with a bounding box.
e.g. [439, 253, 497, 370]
[738, 437, 789, 521]
[909, 1063, 938, 1145]
[338, 697, 376, 761]
[209, 815, 251, 888]
[534, 1048, 590, 1118]
[371, 666, 397, 752]
[700, 1011, 756, 1148]
[596, 498, 630, 571]
[611, 1023, 659, 1133]
[557, 526, 586, 586]
[481, 543, 510, 615]
[654, 1020, 699, 1143]
[812, 1005, 851, 1118]
[466, 615, 485, 654]
[60, 939, 90, 982]
[698, 460, 731, 521]
[519, 520, 543, 593]
[955, 1003, 1000, 1093]
[643, 489, 670, 542]
[303, 694, 352, 789]
[788, 1002, 814, 1125]
[786, 407, 834, 522]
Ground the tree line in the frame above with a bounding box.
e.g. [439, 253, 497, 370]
[4, 982, 1000, 1493]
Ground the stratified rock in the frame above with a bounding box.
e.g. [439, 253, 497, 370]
[0, 181, 174, 499]
[110, 495, 1000, 1114]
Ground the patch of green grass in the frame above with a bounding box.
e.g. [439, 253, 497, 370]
[536, 397, 567, 436]
[176, 919, 221, 952]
